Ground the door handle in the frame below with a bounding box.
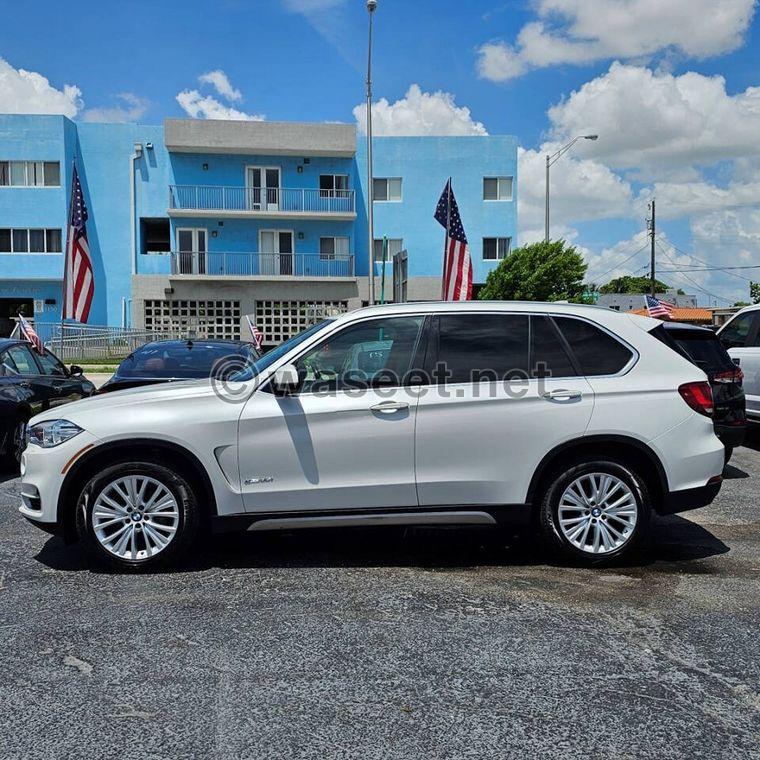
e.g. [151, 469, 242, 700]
[370, 401, 409, 413]
[542, 389, 583, 401]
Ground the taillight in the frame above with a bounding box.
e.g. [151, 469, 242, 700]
[679, 381, 714, 417]
[713, 368, 743, 385]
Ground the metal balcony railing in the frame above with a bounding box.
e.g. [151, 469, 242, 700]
[168, 185, 355, 214]
[169, 251, 355, 278]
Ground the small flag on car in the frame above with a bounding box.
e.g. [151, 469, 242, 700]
[644, 294, 675, 319]
[246, 315, 264, 350]
[18, 314, 45, 355]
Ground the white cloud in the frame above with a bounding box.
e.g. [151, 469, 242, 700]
[547, 63, 760, 170]
[477, 0, 756, 81]
[81, 92, 149, 123]
[518, 146, 633, 236]
[175, 90, 263, 121]
[197, 70, 241, 102]
[354, 85, 487, 136]
[0, 57, 81, 117]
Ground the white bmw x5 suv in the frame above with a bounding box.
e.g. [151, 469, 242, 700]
[19, 302, 724, 571]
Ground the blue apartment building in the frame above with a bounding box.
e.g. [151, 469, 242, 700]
[0, 114, 517, 344]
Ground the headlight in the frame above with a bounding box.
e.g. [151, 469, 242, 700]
[26, 420, 84, 448]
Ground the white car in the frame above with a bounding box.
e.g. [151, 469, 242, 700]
[717, 304, 760, 422]
[19, 302, 724, 571]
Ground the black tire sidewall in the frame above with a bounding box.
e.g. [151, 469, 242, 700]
[539, 459, 650, 564]
[76, 461, 199, 571]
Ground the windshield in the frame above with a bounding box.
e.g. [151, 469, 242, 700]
[672, 331, 734, 372]
[231, 320, 334, 381]
[116, 342, 246, 379]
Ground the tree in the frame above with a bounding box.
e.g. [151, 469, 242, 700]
[478, 240, 588, 302]
[750, 282, 760, 305]
[599, 275, 683, 294]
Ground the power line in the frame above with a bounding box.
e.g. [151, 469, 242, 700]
[656, 234, 755, 283]
[586, 241, 650, 283]
[655, 242, 734, 304]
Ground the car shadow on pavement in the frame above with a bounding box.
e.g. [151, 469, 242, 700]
[33, 514, 730, 574]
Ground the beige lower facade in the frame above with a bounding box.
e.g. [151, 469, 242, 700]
[131, 274, 444, 346]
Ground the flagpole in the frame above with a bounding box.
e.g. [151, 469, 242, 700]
[441, 177, 451, 300]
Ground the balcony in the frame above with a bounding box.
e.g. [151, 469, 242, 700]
[168, 185, 356, 220]
[169, 251, 356, 279]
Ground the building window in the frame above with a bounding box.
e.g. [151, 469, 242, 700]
[483, 177, 513, 201]
[319, 236, 350, 260]
[0, 228, 63, 253]
[373, 177, 402, 202]
[373, 238, 403, 263]
[483, 237, 511, 261]
[0, 161, 61, 187]
[319, 174, 349, 198]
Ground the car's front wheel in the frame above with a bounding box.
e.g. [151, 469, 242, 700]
[539, 459, 650, 564]
[76, 461, 200, 571]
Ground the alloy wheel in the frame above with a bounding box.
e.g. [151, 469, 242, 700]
[558, 472, 638, 554]
[12, 421, 26, 464]
[92, 475, 180, 561]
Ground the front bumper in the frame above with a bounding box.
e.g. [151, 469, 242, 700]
[18, 431, 101, 528]
[659, 477, 723, 515]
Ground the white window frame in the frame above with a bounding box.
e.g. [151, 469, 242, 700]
[319, 236, 350, 260]
[482, 237, 511, 261]
[373, 177, 402, 202]
[0, 160, 61, 188]
[319, 174, 350, 198]
[245, 165, 281, 211]
[373, 237, 403, 263]
[483, 176, 513, 202]
[0, 227, 63, 254]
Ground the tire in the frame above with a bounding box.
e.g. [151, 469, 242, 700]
[724, 447, 734, 466]
[75, 461, 200, 572]
[3, 417, 28, 470]
[538, 459, 650, 565]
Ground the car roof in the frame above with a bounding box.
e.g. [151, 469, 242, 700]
[661, 321, 716, 335]
[134, 338, 249, 350]
[0, 338, 29, 351]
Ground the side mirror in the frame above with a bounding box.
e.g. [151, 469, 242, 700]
[69, 365, 84, 377]
[271, 363, 300, 394]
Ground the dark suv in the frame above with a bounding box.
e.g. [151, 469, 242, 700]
[653, 322, 745, 462]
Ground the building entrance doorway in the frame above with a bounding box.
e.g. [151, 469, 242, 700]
[0, 298, 34, 337]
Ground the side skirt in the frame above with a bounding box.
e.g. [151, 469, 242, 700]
[211, 504, 532, 534]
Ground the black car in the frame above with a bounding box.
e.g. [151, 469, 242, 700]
[653, 322, 746, 462]
[0, 339, 95, 467]
[98, 339, 260, 394]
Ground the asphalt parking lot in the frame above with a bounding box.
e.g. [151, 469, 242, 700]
[1, 439, 759, 760]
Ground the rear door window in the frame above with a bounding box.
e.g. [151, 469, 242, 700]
[554, 317, 634, 376]
[436, 314, 529, 383]
[530, 316, 577, 378]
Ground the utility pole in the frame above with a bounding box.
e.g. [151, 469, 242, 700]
[648, 199, 656, 297]
[366, 0, 378, 305]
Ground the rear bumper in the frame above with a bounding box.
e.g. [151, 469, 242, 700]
[659, 477, 723, 515]
[715, 423, 746, 449]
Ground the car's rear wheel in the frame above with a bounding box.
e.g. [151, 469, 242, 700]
[538, 459, 650, 564]
[76, 461, 200, 571]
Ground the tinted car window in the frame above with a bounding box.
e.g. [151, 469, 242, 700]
[719, 312, 757, 349]
[6, 344, 39, 375]
[36, 350, 68, 376]
[554, 317, 633, 376]
[436, 314, 529, 383]
[531, 316, 576, 378]
[670, 331, 734, 372]
[295, 317, 425, 392]
[116, 343, 247, 379]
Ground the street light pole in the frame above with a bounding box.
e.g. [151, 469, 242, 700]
[366, 0, 377, 305]
[544, 134, 598, 243]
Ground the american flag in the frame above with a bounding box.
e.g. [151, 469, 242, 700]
[246, 315, 264, 350]
[18, 314, 44, 355]
[645, 294, 675, 319]
[434, 179, 472, 301]
[62, 166, 94, 323]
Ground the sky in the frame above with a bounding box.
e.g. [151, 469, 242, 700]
[1, 0, 759, 305]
